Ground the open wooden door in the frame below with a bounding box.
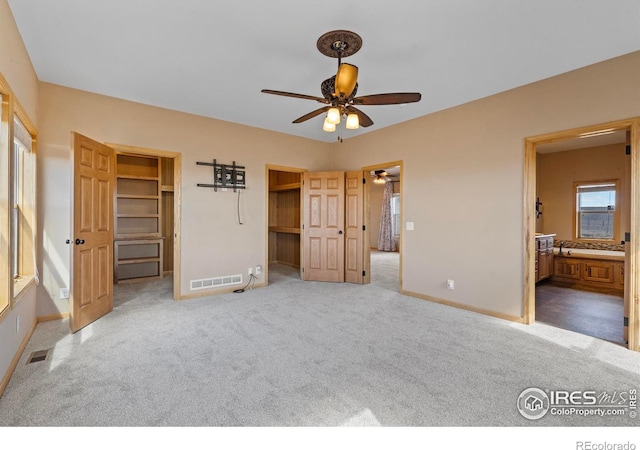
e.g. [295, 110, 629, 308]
[70, 133, 115, 333]
[344, 171, 365, 284]
[303, 171, 345, 282]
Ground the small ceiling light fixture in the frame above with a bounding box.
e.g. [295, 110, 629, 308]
[373, 170, 388, 184]
[345, 113, 359, 130]
[323, 118, 336, 132]
[326, 107, 341, 124]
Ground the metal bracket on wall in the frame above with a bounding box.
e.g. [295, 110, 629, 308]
[196, 159, 246, 192]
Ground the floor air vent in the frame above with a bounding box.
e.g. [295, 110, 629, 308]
[190, 274, 242, 291]
[27, 349, 51, 364]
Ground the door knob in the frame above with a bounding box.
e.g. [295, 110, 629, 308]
[75, 239, 85, 245]
[338, 230, 343, 235]
[65, 239, 71, 244]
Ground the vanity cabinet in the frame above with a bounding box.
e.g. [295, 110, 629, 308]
[552, 256, 624, 293]
[535, 235, 554, 282]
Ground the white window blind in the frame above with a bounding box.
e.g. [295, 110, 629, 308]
[13, 115, 32, 152]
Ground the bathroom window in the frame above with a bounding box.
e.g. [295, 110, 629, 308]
[574, 180, 618, 241]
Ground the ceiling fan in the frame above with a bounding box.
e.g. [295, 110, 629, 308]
[261, 30, 421, 139]
[372, 170, 389, 185]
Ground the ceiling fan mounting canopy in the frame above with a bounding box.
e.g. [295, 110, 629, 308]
[316, 30, 362, 59]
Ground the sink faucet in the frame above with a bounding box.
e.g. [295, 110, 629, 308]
[559, 242, 564, 255]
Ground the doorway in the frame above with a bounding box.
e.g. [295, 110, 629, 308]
[534, 132, 628, 344]
[265, 165, 305, 283]
[106, 142, 182, 301]
[264, 162, 402, 290]
[523, 118, 640, 351]
[363, 161, 402, 292]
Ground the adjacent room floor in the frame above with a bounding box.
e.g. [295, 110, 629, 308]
[269, 250, 400, 291]
[535, 283, 625, 345]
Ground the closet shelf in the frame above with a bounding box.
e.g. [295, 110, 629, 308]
[117, 174, 159, 181]
[268, 226, 301, 235]
[117, 257, 161, 265]
[116, 194, 159, 200]
[270, 182, 301, 192]
[117, 214, 160, 218]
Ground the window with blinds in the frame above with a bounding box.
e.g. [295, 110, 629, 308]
[575, 180, 618, 241]
[12, 114, 36, 284]
[0, 93, 7, 315]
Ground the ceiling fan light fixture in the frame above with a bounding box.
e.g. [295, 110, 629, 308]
[346, 113, 359, 129]
[373, 175, 386, 185]
[327, 107, 341, 124]
[373, 169, 388, 184]
[334, 63, 358, 98]
[323, 117, 336, 132]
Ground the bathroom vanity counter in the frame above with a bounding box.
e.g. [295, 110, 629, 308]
[553, 248, 624, 261]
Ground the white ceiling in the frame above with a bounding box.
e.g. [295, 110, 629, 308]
[8, 1, 640, 143]
[536, 130, 628, 154]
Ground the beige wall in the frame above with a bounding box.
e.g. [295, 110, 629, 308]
[0, 0, 39, 388]
[537, 143, 629, 242]
[333, 51, 640, 319]
[36, 83, 332, 315]
[0, 0, 38, 122]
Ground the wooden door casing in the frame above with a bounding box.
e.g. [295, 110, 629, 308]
[71, 133, 115, 333]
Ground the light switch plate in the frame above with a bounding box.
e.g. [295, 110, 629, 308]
[406, 221, 414, 231]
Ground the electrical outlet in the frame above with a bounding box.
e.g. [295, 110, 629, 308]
[447, 279, 454, 290]
[60, 288, 69, 299]
[256, 265, 262, 275]
[16, 315, 20, 334]
[248, 267, 253, 275]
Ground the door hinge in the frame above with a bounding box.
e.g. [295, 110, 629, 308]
[624, 316, 629, 327]
[625, 232, 630, 242]
[362, 225, 366, 231]
[302, 224, 305, 230]
[362, 270, 366, 276]
[626, 145, 631, 155]
[363, 178, 366, 184]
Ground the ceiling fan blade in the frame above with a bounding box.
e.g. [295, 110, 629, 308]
[348, 106, 374, 127]
[261, 89, 329, 103]
[353, 92, 422, 105]
[292, 106, 331, 123]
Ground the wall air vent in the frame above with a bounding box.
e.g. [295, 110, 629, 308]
[190, 274, 243, 291]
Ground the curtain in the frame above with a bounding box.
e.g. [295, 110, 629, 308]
[378, 181, 397, 252]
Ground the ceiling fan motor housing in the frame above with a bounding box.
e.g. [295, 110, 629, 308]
[321, 76, 358, 102]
